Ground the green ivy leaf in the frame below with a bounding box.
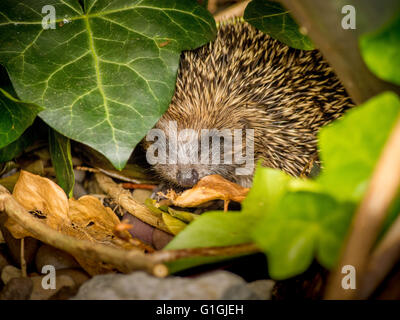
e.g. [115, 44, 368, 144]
[0, 88, 42, 149]
[360, 12, 400, 86]
[252, 192, 354, 280]
[165, 211, 256, 273]
[0, 127, 35, 162]
[49, 129, 74, 198]
[244, 0, 314, 50]
[164, 166, 320, 274]
[242, 165, 319, 217]
[317, 91, 400, 201]
[0, 0, 216, 170]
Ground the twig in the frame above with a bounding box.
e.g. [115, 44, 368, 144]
[122, 182, 156, 190]
[95, 173, 172, 234]
[20, 238, 27, 277]
[150, 243, 260, 263]
[76, 166, 149, 184]
[223, 200, 230, 212]
[358, 212, 400, 299]
[75, 166, 99, 173]
[324, 115, 400, 299]
[214, 0, 250, 22]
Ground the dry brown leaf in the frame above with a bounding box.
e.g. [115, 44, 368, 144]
[5, 170, 70, 239]
[163, 174, 250, 207]
[5, 170, 141, 275]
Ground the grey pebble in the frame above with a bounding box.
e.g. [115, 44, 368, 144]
[72, 270, 261, 300]
[35, 244, 80, 271]
[247, 279, 275, 300]
[0, 277, 33, 300]
[73, 169, 86, 183]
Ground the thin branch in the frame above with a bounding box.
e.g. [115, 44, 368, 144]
[324, 115, 400, 299]
[95, 173, 172, 234]
[122, 182, 156, 190]
[151, 243, 260, 264]
[207, 0, 218, 14]
[20, 238, 27, 277]
[358, 212, 400, 299]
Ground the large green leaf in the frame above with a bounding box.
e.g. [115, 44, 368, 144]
[164, 166, 319, 273]
[360, 11, 400, 86]
[242, 165, 320, 217]
[0, 88, 42, 149]
[0, 0, 216, 169]
[165, 211, 256, 273]
[317, 91, 400, 201]
[49, 129, 74, 198]
[244, 0, 314, 50]
[0, 127, 35, 162]
[252, 192, 354, 280]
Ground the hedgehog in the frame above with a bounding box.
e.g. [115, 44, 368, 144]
[143, 20, 353, 188]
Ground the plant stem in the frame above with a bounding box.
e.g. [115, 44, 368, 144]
[324, 115, 400, 299]
[358, 212, 400, 298]
[151, 243, 260, 263]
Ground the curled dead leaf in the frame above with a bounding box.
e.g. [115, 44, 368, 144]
[4, 171, 142, 275]
[5, 170, 70, 239]
[162, 175, 249, 208]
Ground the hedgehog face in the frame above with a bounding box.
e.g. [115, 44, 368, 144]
[145, 121, 254, 188]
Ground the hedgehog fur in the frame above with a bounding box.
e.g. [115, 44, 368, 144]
[144, 19, 353, 188]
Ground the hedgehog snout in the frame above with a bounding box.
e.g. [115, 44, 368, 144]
[176, 168, 199, 187]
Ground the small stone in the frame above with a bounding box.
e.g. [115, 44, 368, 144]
[0, 247, 10, 273]
[73, 169, 86, 183]
[247, 279, 275, 300]
[123, 214, 154, 245]
[73, 182, 88, 199]
[56, 269, 90, 287]
[1, 265, 22, 285]
[152, 229, 173, 250]
[0, 277, 33, 300]
[35, 244, 80, 272]
[0, 216, 39, 267]
[84, 176, 104, 194]
[71, 157, 82, 167]
[72, 270, 260, 300]
[49, 286, 79, 300]
[30, 274, 75, 300]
